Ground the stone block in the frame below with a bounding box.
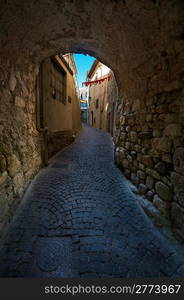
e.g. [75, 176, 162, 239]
[8, 154, 21, 177]
[137, 153, 142, 162]
[138, 132, 152, 140]
[14, 96, 26, 109]
[127, 115, 135, 126]
[13, 172, 24, 191]
[120, 116, 126, 125]
[119, 147, 126, 158]
[146, 190, 154, 201]
[125, 142, 131, 150]
[121, 132, 127, 140]
[155, 181, 172, 202]
[125, 126, 131, 132]
[132, 99, 140, 112]
[130, 151, 137, 159]
[138, 183, 147, 195]
[9, 72, 17, 92]
[127, 154, 133, 162]
[164, 80, 182, 92]
[139, 163, 145, 171]
[146, 114, 153, 122]
[154, 162, 167, 174]
[173, 147, 184, 174]
[153, 129, 161, 137]
[130, 131, 137, 143]
[130, 165, 136, 173]
[149, 148, 160, 157]
[142, 155, 153, 168]
[171, 172, 184, 207]
[0, 153, 7, 172]
[146, 175, 155, 189]
[138, 197, 168, 228]
[155, 104, 169, 113]
[146, 168, 160, 180]
[162, 176, 171, 187]
[152, 137, 172, 153]
[164, 124, 182, 139]
[162, 153, 172, 163]
[28, 102, 35, 114]
[141, 147, 147, 155]
[134, 176, 140, 186]
[133, 160, 138, 168]
[173, 137, 183, 148]
[153, 195, 167, 216]
[134, 144, 141, 152]
[0, 171, 8, 185]
[137, 170, 146, 179]
[171, 202, 184, 235]
[121, 159, 129, 169]
[131, 173, 136, 183]
[174, 40, 184, 53]
[124, 169, 131, 179]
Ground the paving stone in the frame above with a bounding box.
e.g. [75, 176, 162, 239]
[0, 125, 184, 278]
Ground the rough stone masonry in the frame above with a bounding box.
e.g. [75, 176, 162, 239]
[0, 0, 184, 242]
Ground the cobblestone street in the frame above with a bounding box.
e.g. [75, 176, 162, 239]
[0, 125, 184, 278]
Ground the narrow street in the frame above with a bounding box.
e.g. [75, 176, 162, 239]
[0, 125, 184, 278]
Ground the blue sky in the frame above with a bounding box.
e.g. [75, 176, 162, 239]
[74, 54, 95, 88]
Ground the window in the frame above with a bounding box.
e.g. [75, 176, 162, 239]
[68, 96, 72, 103]
[50, 57, 66, 104]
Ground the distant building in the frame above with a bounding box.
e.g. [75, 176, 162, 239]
[79, 86, 89, 123]
[79, 86, 89, 101]
[84, 60, 118, 136]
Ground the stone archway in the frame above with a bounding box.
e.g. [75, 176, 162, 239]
[0, 0, 184, 241]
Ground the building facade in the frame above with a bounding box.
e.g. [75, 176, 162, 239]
[37, 54, 81, 161]
[79, 86, 89, 124]
[86, 60, 118, 136]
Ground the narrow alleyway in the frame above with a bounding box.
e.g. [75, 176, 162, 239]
[0, 125, 184, 278]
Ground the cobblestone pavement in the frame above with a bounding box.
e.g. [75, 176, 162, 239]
[0, 125, 184, 278]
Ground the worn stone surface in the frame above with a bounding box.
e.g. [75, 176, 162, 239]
[171, 172, 184, 209]
[155, 182, 172, 202]
[138, 183, 147, 195]
[173, 147, 184, 174]
[0, 58, 42, 236]
[171, 203, 184, 242]
[8, 154, 21, 177]
[153, 195, 168, 216]
[146, 176, 155, 190]
[0, 154, 6, 173]
[164, 124, 182, 139]
[0, 126, 184, 278]
[155, 162, 167, 175]
[137, 170, 146, 180]
[152, 137, 172, 153]
[142, 155, 153, 168]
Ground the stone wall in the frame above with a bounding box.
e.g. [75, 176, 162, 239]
[106, 71, 119, 135]
[115, 68, 184, 241]
[0, 56, 42, 236]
